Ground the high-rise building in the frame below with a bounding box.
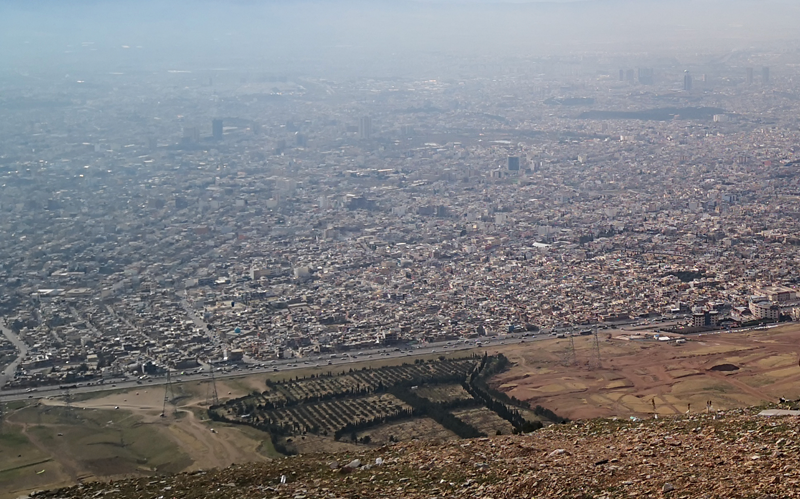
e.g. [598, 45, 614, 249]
[625, 69, 635, 83]
[619, 69, 625, 81]
[637, 68, 654, 85]
[507, 156, 520, 171]
[212, 119, 223, 140]
[762, 66, 770, 84]
[358, 116, 372, 139]
[683, 71, 692, 91]
[746, 67, 754, 85]
[182, 126, 199, 143]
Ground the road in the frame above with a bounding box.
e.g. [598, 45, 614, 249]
[0, 317, 756, 404]
[0, 317, 29, 389]
[0, 332, 539, 403]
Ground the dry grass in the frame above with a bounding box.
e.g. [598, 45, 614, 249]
[484, 325, 800, 420]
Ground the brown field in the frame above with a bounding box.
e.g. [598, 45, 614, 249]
[486, 324, 800, 420]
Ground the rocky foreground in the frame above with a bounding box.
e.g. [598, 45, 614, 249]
[28, 406, 800, 499]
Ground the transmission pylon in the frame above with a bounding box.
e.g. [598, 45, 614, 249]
[162, 370, 176, 417]
[206, 362, 219, 406]
[64, 387, 73, 421]
[589, 326, 602, 370]
[562, 334, 576, 367]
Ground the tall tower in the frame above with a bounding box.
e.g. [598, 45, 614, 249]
[161, 369, 176, 417]
[358, 116, 372, 139]
[762, 66, 770, 85]
[589, 326, 602, 370]
[637, 68, 654, 85]
[206, 362, 219, 406]
[507, 156, 520, 171]
[183, 127, 199, 143]
[746, 67, 754, 85]
[625, 69, 635, 83]
[212, 119, 223, 140]
[562, 335, 576, 367]
[683, 71, 692, 91]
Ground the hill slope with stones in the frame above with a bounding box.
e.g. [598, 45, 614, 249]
[28, 406, 800, 499]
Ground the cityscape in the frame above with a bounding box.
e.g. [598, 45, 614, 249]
[6, 1, 800, 498]
[2, 51, 800, 392]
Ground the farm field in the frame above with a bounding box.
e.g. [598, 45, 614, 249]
[486, 324, 800, 420]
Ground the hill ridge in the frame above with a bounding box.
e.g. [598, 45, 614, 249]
[26, 404, 800, 499]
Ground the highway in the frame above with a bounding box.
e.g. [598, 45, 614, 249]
[0, 332, 539, 403]
[0, 316, 765, 405]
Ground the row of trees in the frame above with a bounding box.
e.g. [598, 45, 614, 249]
[463, 379, 543, 433]
[389, 387, 486, 439]
[250, 358, 479, 410]
[333, 409, 415, 441]
[209, 353, 567, 455]
[466, 353, 568, 431]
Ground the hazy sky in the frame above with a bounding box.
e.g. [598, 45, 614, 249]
[2, 1, 799, 76]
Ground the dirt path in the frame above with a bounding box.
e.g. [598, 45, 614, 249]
[166, 407, 258, 471]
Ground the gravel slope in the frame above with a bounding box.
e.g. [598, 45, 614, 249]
[27, 406, 800, 499]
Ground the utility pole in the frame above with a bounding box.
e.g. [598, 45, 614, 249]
[589, 326, 602, 370]
[207, 362, 219, 406]
[162, 369, 176, 417]
[562, 334, 576, 367]
[64, 387, 73, 421]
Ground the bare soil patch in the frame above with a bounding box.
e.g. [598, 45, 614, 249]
[486, 325, 800, 420]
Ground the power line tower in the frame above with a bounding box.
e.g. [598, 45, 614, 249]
[589, 326, 602, 370]
[562, 334, 576, 367]
[161, 370, 176, 417]
[64, 387, 73, 421]
[206, 362, 219, 406]
[0, 402, 4, 435]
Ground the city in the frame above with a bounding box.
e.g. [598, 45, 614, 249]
[6, 1, 800, 497]
[2, 53, 800, 393]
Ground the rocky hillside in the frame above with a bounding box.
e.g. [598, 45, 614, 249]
[26, 406, 800, 499]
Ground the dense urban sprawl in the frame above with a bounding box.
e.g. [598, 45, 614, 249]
[2, 54, 800, 389]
